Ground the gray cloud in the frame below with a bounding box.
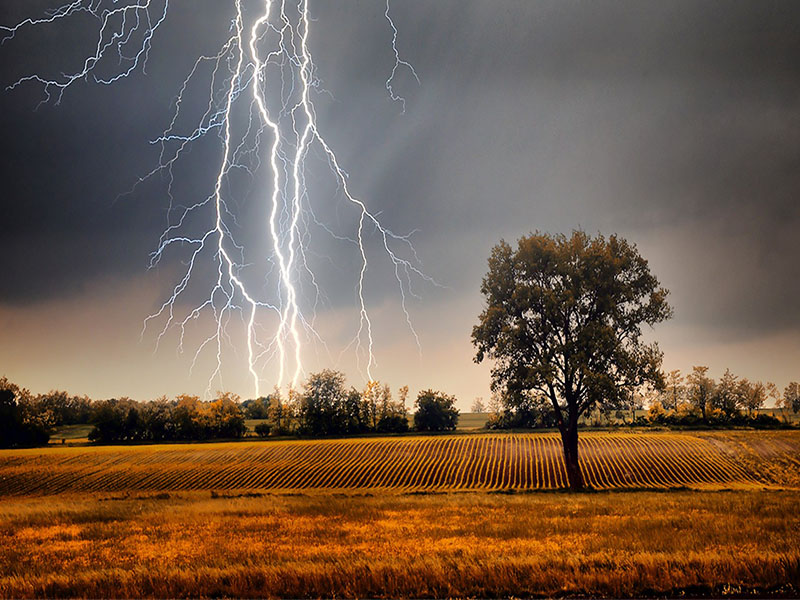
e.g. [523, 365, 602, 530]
[1, 1, 798, 399]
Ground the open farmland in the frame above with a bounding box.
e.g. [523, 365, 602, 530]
[1, 490, 798, 598]
[1, 431, 798, 496]
[2, 432, 799, 598]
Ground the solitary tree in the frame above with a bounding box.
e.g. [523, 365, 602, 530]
[472, 231, 671, 490]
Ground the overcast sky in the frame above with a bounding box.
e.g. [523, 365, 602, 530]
[1, 1, 798, 407]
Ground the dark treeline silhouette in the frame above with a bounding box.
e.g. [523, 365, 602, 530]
[0, 371, 460, 447]
[89, 393, 247, 443]
[0, 377, 52, 448]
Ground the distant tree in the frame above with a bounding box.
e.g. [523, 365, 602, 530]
[472, 231, 671, 490]
[36, 390, 69, 426]
[66, 394, 93, 424]
[712, 369, 740, 418]
[377, 411, 410, 433]
[413, 390, 459, 432]
[617, 384, 648, 424]
[243, 396, 271, 420]
[360, 380, 383, 431]
[782, 382, 800, 414]
[140, 397, 173, 441]
[647, 401, 667, 423]
[487, 391, 503, 416]
[661, 370, 685, 411]
[766, 382, 780, 409]
[342, 388, 368, 433]
[254, 422, 271, 437]
[299, 370, 348, 436]
[31, 389, 94, 427]
[485, 390, 556, 430]
[398, 385, 409, 414]
[739, 379, 766, 417]
[0, 376, 52, 448]
[266, 387, 297, 436]
[172, 394, 205, 440]
[687, 366, 714, 422]
[470, 397, 487, 413]
[209, 392, 246, 438]
[123, 403, 144, 441]
[373, 384, 409, 433]
[89, 398, 139, 443]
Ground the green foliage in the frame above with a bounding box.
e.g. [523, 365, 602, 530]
[342, 388, 368, 433]
[140, 397, 172, 441]
[0, 377, 52, 448]
[473, 230, 671, 416]
[34, 390, 92, 426]
[645, 404, 783, 429]
[254, 422, 271, 438]
[413, 390, 459, 432]
[472, 230, 672, 489]
[376, 413, 409, 433]
[485, 391, 557, 430]
[363, 380, 408, 434]
[243, 396, 271, 419]
[299, 370, 349, 435]
[209, 393, 247, 438]
[88, 393, 246, 443]
[266, 388, 297, 436]
[88, 398, 134, 443]
[295, 372, 409, 436]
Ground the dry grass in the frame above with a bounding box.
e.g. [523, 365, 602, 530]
[1, 490, 798, 598]
[2, 431, 797, 597]
[2, 430, 798, 496]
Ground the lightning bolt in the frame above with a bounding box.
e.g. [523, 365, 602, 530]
[3, 0, 437, 397]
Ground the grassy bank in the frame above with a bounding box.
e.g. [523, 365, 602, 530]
[1, 490, 798, 598]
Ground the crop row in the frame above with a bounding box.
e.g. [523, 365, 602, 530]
[0, 432, 791, 496]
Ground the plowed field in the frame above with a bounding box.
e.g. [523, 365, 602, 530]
[1, 431, 798, 496]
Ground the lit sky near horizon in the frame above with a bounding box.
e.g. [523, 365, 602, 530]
[1, 1, 798, 407]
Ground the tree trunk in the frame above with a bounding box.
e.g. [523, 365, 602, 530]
[559, 422, 583, 491]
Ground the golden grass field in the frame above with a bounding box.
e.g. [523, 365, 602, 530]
[3, 430, 800, 495]
[2, 430, 799, 598]
[1, 489, 798, 598]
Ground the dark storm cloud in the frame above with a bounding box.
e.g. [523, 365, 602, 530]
[1, 0, 798, 342]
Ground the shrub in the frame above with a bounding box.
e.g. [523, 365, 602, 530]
[376, 413, 409, 433]
[413, 390, 459, 432]
[254, 422, 271, 438]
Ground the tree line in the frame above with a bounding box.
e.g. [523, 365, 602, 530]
[484, 367, 799, 430]
[0, 371, 459, 448]
[646, 367, 799, 426]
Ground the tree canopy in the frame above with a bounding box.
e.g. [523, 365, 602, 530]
[472, 230, 672, 489]
[413, 390, 459, 432]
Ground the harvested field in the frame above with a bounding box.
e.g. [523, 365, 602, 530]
[1, 431, 798, 496]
